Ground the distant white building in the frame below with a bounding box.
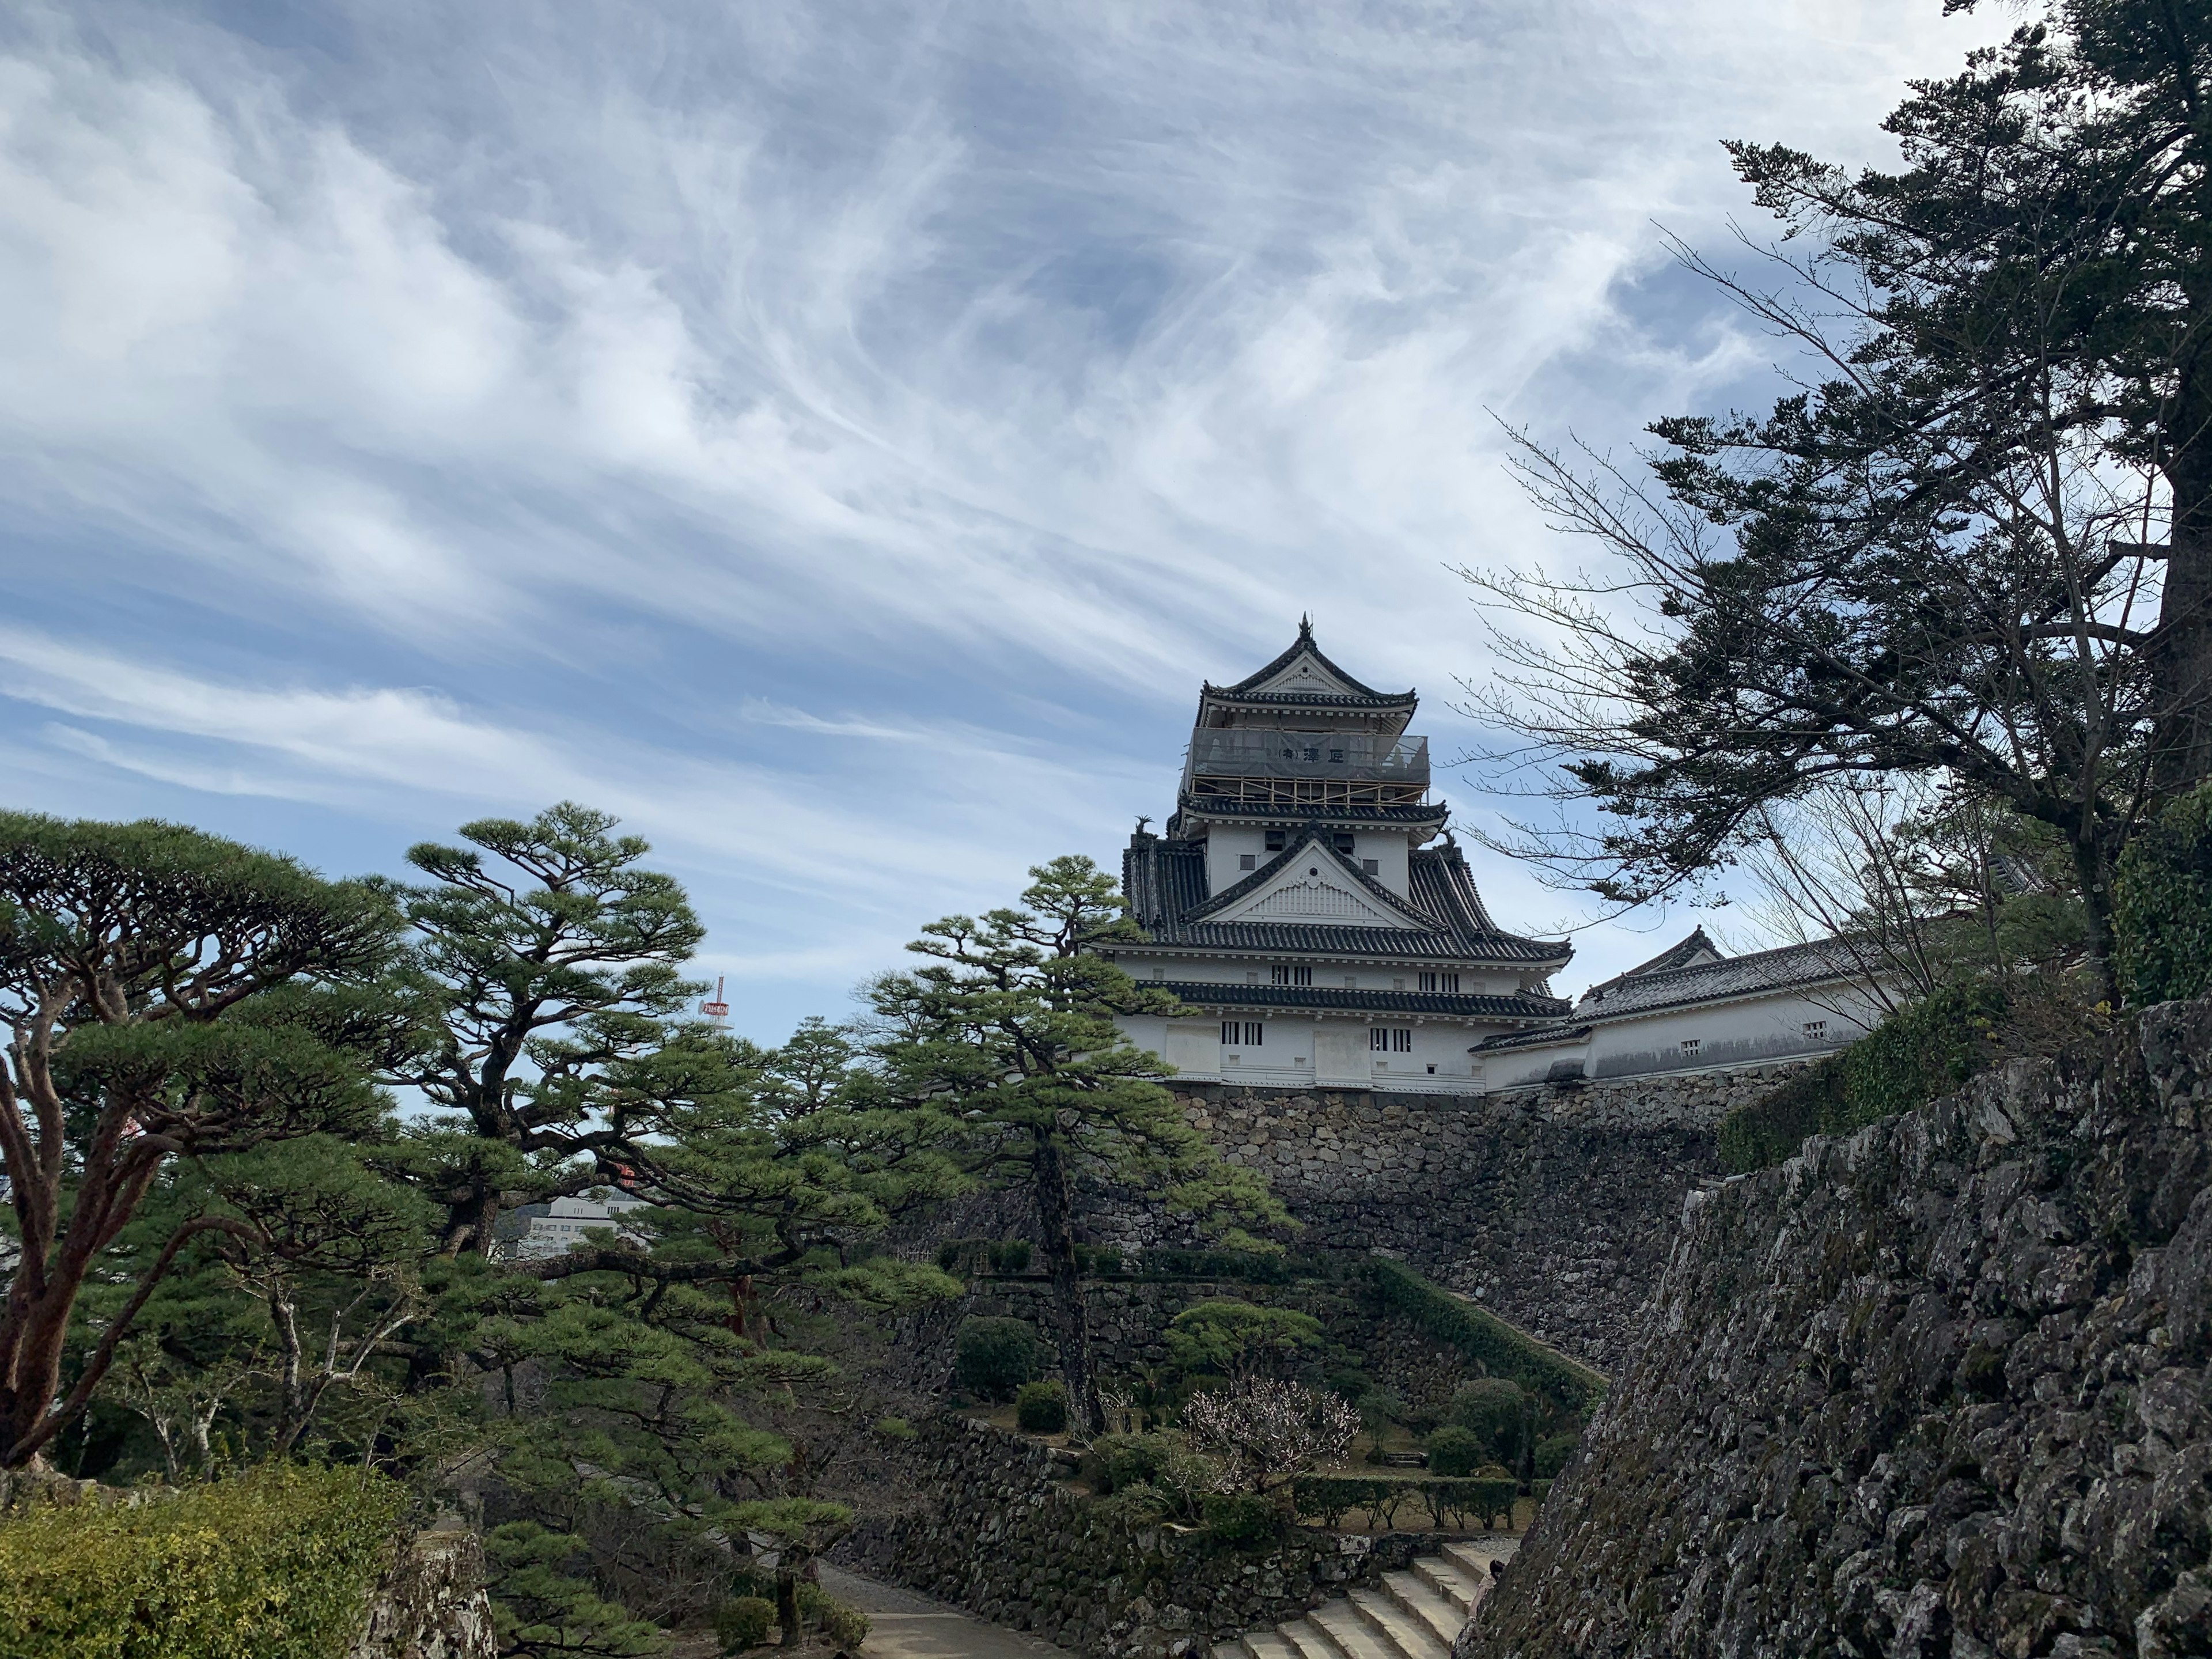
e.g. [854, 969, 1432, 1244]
[498, 1190, 653, 1260]
[1104, 625, 1886, 1095]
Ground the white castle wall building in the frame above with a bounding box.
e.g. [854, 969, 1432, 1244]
[1103, 624, 1888, 1094]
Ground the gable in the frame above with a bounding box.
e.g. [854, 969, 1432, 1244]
[1207, 858, 1416, 927]
[1248, 647, 1366, 700]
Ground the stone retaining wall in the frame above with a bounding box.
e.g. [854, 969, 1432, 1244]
[1469, 999, 2212, 1657]
[1073, 1067, 1800, 1370]
[832, 1414, 1441, 1657]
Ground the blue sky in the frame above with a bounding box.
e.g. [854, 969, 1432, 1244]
[0, 1, 2005, 1041]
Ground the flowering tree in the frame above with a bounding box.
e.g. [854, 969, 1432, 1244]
[1180, 1378, 1359, 1494]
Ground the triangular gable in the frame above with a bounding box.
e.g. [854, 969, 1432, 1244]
[1191, 830, 1441, 931]
[1213, 619, 1411, 702]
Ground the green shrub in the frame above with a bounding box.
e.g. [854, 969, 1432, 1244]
[1199, 1492, 1280, 1546]
[1164, 1300, 1324, 1380]
[715, 1594, 777, 1651]
[818, 1600, 870, 1649]
[1084, 1433, 1170, 1494]
[1534, 1433, 1580, 1479]
[954, 1316, 1040, 1399]
[2116, 781, 2212, 1006]
[1717, 980, 2010, 1173]
[1290, 1475, 1379, 1528]
[1090, 1483, 1172, 1527]
[990, 1240, 1033, 1274]
[1425, 1425, 1485, 1478]
[1420, 1477, 1519, 1531]
[1015, 1380, 1070, 1433]
[0, 1463, 407, 1659]
[1446, 1379, 1526, 1465]
[1362, 1258, 1604, 1418]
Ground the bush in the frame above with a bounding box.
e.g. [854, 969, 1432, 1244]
[1084, 1433, 1170, 1494]
[1717, 980, 2010, 1173]
[2116, 781, 2212, 1006]
[1090, 1483, 1173, 1527]
[1199, 1492, 1280, 1546]
[1164, 1300, 1325, 1380]
[1362, 1257, 1605, 1418]
[715, 1595, 777, 1651]
[1015, 1380, 1070, 1433]
[954, 1316, 1040, 1400]
[0, 1463, 407, 1659]
[1425, 1425, 1485, 1478]
[1446, 1379, 1526, 1465]
[1420, 1477, 1520, 1531]
[1534, 1433, 1580, 1479]
[818, 1600, 870, 1649]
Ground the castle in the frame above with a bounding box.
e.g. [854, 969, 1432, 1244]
[1105, 623, 1885, 1093]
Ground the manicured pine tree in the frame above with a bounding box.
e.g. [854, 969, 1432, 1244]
[869, 855, 1289, 1436]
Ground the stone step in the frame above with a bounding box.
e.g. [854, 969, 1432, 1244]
[1380, 1570, 1464, 1648]
[1411, 1553, 1485, 1615]
[1240, 1633, 1302, 1659]
[1348, 1586, 1449, 1659]
[1441, 1539, 1516, 1584]
[1310, 1598, 1405, 1659]
[1279, 1619, 1350, 1659]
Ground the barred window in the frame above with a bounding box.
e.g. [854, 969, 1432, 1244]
[1418, 972, 1460, 993]
[1221, 1021, 1264, 1047]
[1680, 1037, 1702, 1056]
[1370, 1027, 1413, 1052]
[1271, 964, 1312, 986]
[1803, 1020, 1827, 1040]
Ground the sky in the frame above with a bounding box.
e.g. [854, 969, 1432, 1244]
[0, 0, 2011, 1041]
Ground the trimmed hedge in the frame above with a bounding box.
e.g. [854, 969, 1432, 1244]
[1362, 1257, 1605, 1415]
[1717, 980, 2009, 1173]
[0, 1463, 407, 1659]
[953, 1316, 1040, 1399]
[2114, 781, 2212, 1006]
[1289, 1475, 1518, 1531]
[1015, 1380, 1070, 1433]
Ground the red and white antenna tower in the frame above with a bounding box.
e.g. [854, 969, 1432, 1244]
[700, 975, 729, 1023]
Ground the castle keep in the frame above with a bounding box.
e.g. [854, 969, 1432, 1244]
[1107, 624, 1886, 1092]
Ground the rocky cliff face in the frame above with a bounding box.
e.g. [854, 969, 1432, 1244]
[1469, 999, 2212, 1659]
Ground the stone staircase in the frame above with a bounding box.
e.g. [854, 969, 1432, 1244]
[1209, 1540, 1516, 1659]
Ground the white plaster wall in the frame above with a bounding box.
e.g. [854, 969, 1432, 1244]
[1349, 831, 1411, 896]
[1204, 828, 1267, 893]
[1588, 986, 1880, 1078]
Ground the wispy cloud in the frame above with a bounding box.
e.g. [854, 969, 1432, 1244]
[0, 0, 2009, 1026]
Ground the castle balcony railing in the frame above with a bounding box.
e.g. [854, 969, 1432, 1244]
[1180, 733, 1430, 809]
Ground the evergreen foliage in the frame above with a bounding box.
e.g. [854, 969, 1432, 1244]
[0, 1464, 406, 1659]
[1360, 1259, 1604, 1417]
[1015, 1380, 1070, 1433]
[953, 1317, 1041, 1400]
[870, 855, 1287, 1434]
[1445, 1380, 1526, 1466]
[1425, 1425, 1484, 1478]
[1162, 1300, 1325, 1381]
[2113, 781, 2212, 1005]
[1718, 981, 2011, 1172]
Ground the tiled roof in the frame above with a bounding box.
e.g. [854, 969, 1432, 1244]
[1574, 935, 1873, 1018]
[1122, 830, 1571, 967]
[1158, 981, 1569, 1018]
[1205, 619, 1414, 705]
[1474, 1022, 1594, 1053]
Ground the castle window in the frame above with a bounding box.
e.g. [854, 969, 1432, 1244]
[1271, 965, 1312, 986]
[1239, 854, 1257, 871]
[1265, 830, 1287, 851]
[1362, 858, 1380, 876]
[1343, 976, 1357, 988]
[1418, 973, 1460, 993]
[1371, 1027, 1412, 1052]
[1332, 832, 1355, 855]
[1222, 1021, 1263, 1046]
[1680, 1037, 1702, 1057]
[1803, 1020, 1827, 1041]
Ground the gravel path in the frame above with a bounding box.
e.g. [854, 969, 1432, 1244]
[817, 1564, 1071, 1659]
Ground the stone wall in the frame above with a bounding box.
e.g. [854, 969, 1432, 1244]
[1467, 999, 2212, 1658]
[350, 1518, 498, 1659]
[834, 1414, 1441, 1658]
[1073, 1067, 1800, 1371]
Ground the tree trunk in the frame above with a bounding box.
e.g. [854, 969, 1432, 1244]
[776, 1569, 801, 1647]
[1031, 1135, 1103, 1438]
